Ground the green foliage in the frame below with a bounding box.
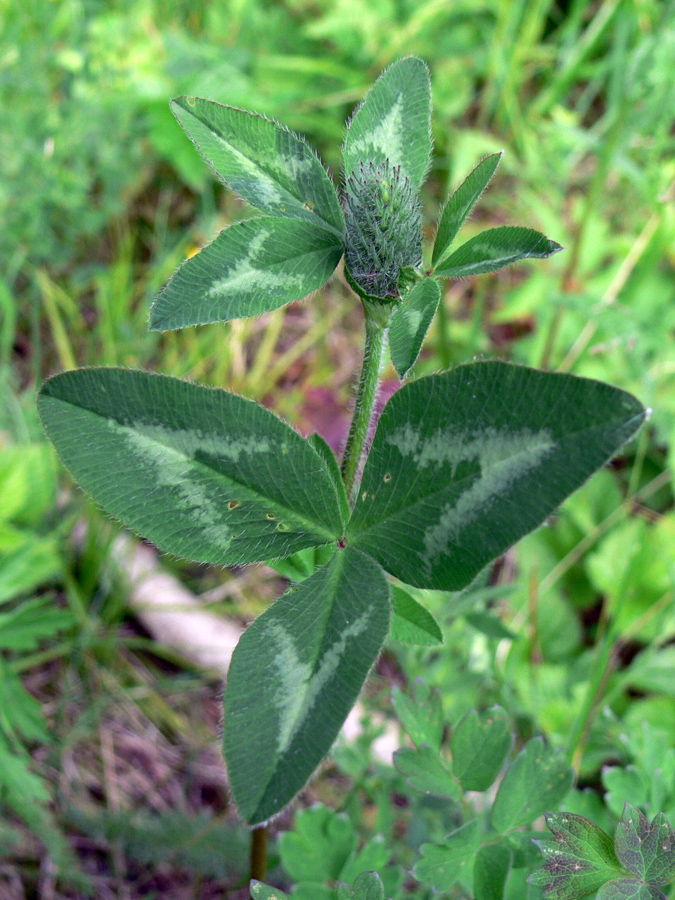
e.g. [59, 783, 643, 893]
[37, 54, 647, 839]
[253, 804, 400, 900]
[529, 806, 675, 900]
[223, 548, 390, 825]
[66, 807, 249, 881]
[39, 368, 345, 566]
[338, 871, 386, 900]
[348, 362, 644, 590]
[5, 0, 675, 892]
[432, 152, 502, 268]
[150, 217, 344, 330]
[451, 706, 513, 791]
[529, 812, 624, 900]
[391, 679, 444, 751]
[433, 226, 562, 279]
[388, 278, 440, 379]
[602, 724, 675, 822]
[342, 57, 432, 190]
[0, 434, 75, 871]
[0, 443, 62, 602]
[389, 585, 443, 646]
[170, 96, 345, 235]
[371, 679, 575, 898]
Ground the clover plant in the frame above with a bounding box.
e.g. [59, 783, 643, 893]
[38, 58, 646, 829]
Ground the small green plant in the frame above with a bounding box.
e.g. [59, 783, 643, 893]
[252, 682, 675, 899]
[530, 805, 675, 900]
[38, 58, 646, 836]
[0, 438, 74, 868]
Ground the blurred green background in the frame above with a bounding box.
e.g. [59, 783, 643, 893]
[1, 0, 675, 897]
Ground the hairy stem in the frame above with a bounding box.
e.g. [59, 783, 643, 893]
[340, 299, 392, 505]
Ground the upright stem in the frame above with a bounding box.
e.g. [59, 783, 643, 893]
[340, 299, 392, 504]
[250, 825, 268, 889]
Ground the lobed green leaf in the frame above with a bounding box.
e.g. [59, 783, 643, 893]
[432, 152, 502, 267]
[413, 819, 482, 892]
[337, 871, 385, 900]
[388, 278, 440, 379]
[528, 812, 623, 900]
[434, 225, 562, 278]
[450, 705, 513, 791]
[615, 805, 675, 885]
[348, 361, 646, 590]
[393, 745, 459, 799]
[597, 881, 668, 900]
[391, 679, 444, 751]
[343, 57, 431, 188]
[223, 547, 390, 825]
[38, 369, 345, 567]
[150, 217, 343, 330]
[491, 738, 574, 832]
[337, 841, 391, 892]
[171, 97, 344, 236]
[279, 805, 356, 883]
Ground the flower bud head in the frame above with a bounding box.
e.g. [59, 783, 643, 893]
[343, 159, 422, 301]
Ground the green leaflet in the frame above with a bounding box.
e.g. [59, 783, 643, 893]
[389, 584, 443, 645]
[432, 153, 502, 268]
[434, 225, 562, 278]
[597, 881, 667, 900]
[391, 680, 444, 751]
[473, 845, 512, 900]
[171, 97, 345, 237]
[337, 872, 386, 900]
[343, 57, 431, 189]
[450, 706, 513, 791]
[279, 805, 357, 883]
[307, 433, 351, 527]
[393, 744, 459, 799]
[491, 738, 574, 832]
[528, 813, 622, 900]
[615, 805, 675, 885]
[38, 369, 344, 566]
[150, 217, 343, 330]
[528, 812, 624, 900]
[388, 278, 440, 378]
[413, 819, 482, 892]
[223, 546, 390, 825]
[348, 361, 646, 590]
